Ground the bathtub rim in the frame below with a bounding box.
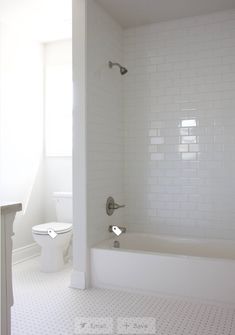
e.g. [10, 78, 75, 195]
[91, 233, 235, 263]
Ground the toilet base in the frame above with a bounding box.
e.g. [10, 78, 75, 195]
[32, 230, 72, 273]
[40, 247, 65, 272]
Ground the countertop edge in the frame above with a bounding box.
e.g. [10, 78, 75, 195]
[0, 203, 22, 213]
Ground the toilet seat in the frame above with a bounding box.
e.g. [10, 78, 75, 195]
[32, 222, 72, 235]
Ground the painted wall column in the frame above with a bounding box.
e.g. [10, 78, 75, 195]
[71, 0, 88, 289]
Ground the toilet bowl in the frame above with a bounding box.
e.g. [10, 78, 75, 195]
[32, 192, 72, 272]
[32, 222, 72, 272]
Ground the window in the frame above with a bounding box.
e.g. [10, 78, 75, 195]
[45, 40, 72, 156]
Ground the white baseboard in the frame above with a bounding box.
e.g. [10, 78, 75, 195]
[70, 269, 86, 289]
[13, 243, 40, 265]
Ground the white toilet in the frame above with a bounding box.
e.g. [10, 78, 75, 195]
[32, 192, 72, 272]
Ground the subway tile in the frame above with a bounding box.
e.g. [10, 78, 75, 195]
[150, 137, 164, 144]
[151, 153, 165, 160]
[181, 136, 197, 144]
[179, 128, 189, 135]
[181, 119, 197, 127]
[177, 144, 188, 152]
[123, 10, 235, 240]
[148, 129, 158, 137]
[189, 144, 200, 152]
[182, 153, 197, 160]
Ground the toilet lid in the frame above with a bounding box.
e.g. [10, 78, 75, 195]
[32, 222, 72, 235]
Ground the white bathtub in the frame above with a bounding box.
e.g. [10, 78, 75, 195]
[91, 233, 235, 303]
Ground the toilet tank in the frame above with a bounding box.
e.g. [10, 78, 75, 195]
[53, 192, 72, 223]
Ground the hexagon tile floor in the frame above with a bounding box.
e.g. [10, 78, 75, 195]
[12, 258, 235, 335]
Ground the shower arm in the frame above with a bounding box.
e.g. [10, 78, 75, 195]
[109, 61, 120, 68]
[108, 61, 128, 75]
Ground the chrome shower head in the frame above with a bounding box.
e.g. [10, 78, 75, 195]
[109, 61, 128, 75]
[120, 66, 128, 75]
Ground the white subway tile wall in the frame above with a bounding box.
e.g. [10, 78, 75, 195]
[87, 1, 124, 245]
[123, 10, 235, 239]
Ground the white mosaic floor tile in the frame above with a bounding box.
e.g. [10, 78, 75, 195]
[12, 258, 235, 335]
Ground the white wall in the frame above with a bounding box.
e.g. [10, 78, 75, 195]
[123, 10, 235, 239]
[86, 0, 124, 246]
[0, 25, 72, 250]
[44, 158, 72, 221]
[43, 40, 72, 223]
[0, 22, 44, 249]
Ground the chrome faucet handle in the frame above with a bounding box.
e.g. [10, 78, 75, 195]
[106, 197, 125, 216]
[113, 203, 125, 210]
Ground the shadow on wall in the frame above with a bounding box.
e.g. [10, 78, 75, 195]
[0, 22, 44, 250]
[13, 158, 45, 250]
